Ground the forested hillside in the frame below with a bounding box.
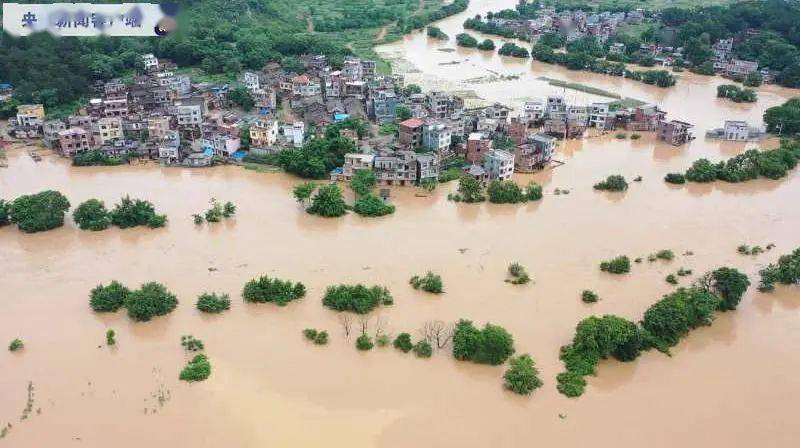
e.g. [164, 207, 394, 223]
[0, 0, 467, 114]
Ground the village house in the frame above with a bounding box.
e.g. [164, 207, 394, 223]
[515, 133, 555, 172]
[507, 117, 529, 145]
[416, 153, 440, 182]
[589, 102, 613, 130]
[422, 121, 452, 155]
[369, 90, 398, 123]
[142, 53, 159, 72]
[42, 120, 66, 149]
[523, 100, 546, 122]
[426, 91, 464, 119]
[146, 116, 171, 140]
[399, 117, 425, 148]
[57, 128, 91, 156]
[92, 117, 124, 147]
[204, 133, 241, 158]
[250, 118, 279, 147]
[466, 132, 493, 164]
[483, 149, 515, 181]
[282, 122, 305, 147]
[627, 104, 665, 131]
[481, 103, 512, 122]
[725, 59, 759, 80]
[657, 120, 694, 146]
[373, 151, 418, 186]
[16, 104, 45, 128]
[291, 74, 322, 97]
[172, 97, 205, 128]
[241, 71, 260, 92]
[706, 120, 764, 141]
[158, 130, 181, 165]
[331, 152, 375, 181]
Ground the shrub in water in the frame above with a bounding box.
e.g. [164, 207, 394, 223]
[89, 281, 131, 312]
[8, 338, 24, 352]
[356, 334, 374, 351]
[125, 282, 178, 322]
[242, 275, 306, 306]
[179, 354, 211, 382]
[503, 354, 543, 395]
[196, 292, 231, 313]
[413, 340, 433, 358]
[600, 256, 631, 274]
[322, 284, 393, 314]
[409, 271, 444, 293]
[393, 333, 414, 353]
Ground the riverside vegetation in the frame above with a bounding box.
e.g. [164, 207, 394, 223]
[677, 140, 800, 183]
[557, 267, 750, 397]
[758, 247, 800, 292]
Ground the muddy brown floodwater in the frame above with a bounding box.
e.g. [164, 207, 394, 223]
[2, 2, 800, 447]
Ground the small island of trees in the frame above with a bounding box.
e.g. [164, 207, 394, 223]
[558, 266, 749, 397]
[322, 284, 393, 314]
[717, 84, 757, 103]
[453, 319, 515, 366]
[456, 33, 478, 48]
[593, 175, 629, 192]
[503, 354, 543, 395]
[179, 354, 211, 382]
[409, 271, 444, 294]
[8, 190, 70, 233]
[758, 247, 800, 292]
[196, 292, 231, 313]
[679, 141, 800, 183]
[242, 275, 306, 306]
[89, 281, 179, 322]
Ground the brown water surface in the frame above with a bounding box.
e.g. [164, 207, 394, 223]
[2, 1, 800, 446]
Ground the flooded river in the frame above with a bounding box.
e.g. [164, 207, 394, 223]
[2, 1, 800, 446]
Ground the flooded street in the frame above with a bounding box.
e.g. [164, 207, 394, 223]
[2, 1, 800, 446]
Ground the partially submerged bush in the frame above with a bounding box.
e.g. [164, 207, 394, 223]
[413, 340, 433, 358]
[600, 256, 631, 274]
[307, 183, 348, 217]
[506, 262, 531, 285]
[196, 293, 231, 313]
[105, 329, 116, 346]
[181, 335, 204, 352]
[707, 267, 750, 311]
[90, 280, 131, 312]
[664, 173, 686, 184]
[302, 328, 329, 345]
[593, 175, 628, 192]
[322, 284, 393, 314]
[179, 354, 211, 382]
[503, 354, 543, 395]
[356, 334, 374, 351]
[758, 248, 800, 292]
[409, 271, 444, 293]
[125, 282, 178, 322]
[9, 190, 70, 233]
[242, 276, 306, 306]
[655, 249, 675, 261]
[393, 333, 414, 353]
[8, 338, 24, 352]
[666, 274, 678, 284]
[73, 199, 111, 231]
[353, 194, 395, 217]
[581, 290, 599, 303]
[452, 320, 515, 365]
[109, 196, 167, 229]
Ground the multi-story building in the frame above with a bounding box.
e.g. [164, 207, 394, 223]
[291, 74, 322, 97]
[523, 100, 545, 121]
[142, 53, 159, 71]
[422, 121, 452, 155]
[657, 120, 693, 146]
[342, 57, 364, 81]
[283, 122, 305, 147]
[158, 130, 181, 165]
[172, 98, 204, 127]
[331, 152, 375, 181]
[373, 151, 418, 186]
[466, 132, 493, 163]
[92, 117, 123, 146]
[250, 118, 279, 147]
[370, 91, 398, 123]
[16, 104, 45, 128]
[589, 102, 612, 130]
[57, 128, 90, 156]
[399, 117, 425, 148]
[146, 116, 171, 140]
[515, 133, 555, 172]
[415, 153, 440, 182]
[42, 120, 66, 149]
[241, 71, 260, 92]
[483, 149, 515, 181]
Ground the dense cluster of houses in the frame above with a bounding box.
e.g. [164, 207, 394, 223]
[491, 7, 649, 44]
[711, 37, 767, 82]
[4, 49, 706, 185]
[521, 95, 694, 145]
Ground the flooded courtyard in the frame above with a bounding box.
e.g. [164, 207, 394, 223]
[2, 1, 800, 446]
